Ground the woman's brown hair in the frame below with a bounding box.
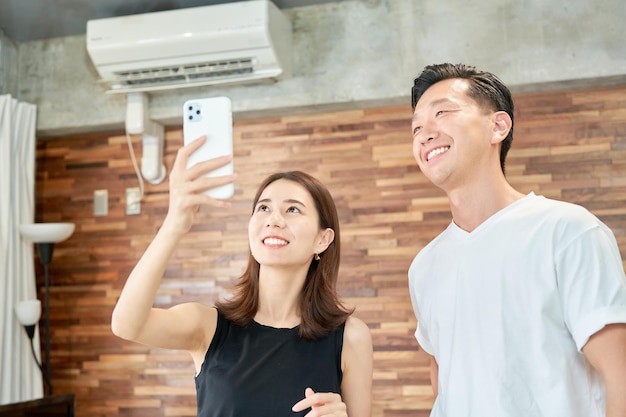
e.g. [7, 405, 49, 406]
[215, 171, 352, 340]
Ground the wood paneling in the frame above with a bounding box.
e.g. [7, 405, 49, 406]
[33, 84, 626, 416]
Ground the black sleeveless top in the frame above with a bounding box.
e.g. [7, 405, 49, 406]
[195, 310, 344, 417]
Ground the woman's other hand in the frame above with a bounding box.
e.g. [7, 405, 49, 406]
[292, 387, 347, 417]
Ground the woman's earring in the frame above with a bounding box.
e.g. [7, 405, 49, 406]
[314, 252, 320, 261]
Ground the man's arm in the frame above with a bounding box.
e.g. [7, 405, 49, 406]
[582, 323, 626, 417]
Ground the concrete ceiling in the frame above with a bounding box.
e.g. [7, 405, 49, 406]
[0, 0, 335, 42]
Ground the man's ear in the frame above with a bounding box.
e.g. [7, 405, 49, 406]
[317, 228, 335, 255]
[491, 111, 512, 145]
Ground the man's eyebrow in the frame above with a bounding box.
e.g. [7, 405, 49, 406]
[412, 98, 456, 122]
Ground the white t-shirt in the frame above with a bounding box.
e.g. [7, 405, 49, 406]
[408, 193, 626, 417]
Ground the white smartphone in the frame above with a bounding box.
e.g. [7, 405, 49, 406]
[183, 96, 234, 199]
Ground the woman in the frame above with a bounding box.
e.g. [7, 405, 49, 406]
[111, 136, 373, 417]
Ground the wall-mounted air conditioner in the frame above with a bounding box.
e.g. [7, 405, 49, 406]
[86, 0, 292, 94]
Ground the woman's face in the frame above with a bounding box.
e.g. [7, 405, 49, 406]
[248, 179, 332, 268]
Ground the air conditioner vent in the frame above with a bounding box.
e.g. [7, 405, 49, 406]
[113, 58, 255, 90]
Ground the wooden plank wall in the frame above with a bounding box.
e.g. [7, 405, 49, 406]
[32, 84, 626, 417]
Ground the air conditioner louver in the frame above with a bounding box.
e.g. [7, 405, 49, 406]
[109, 59, 256, 92]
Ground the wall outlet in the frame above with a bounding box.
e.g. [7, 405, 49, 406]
[94, 189, 108, 216]
[126, 187, 141, 215]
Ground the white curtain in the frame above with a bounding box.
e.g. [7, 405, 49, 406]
[0, 94, 43, 403]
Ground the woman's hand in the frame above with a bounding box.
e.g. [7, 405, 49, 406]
[162, 135, 235, 235]
[111, 136, 233, 349]
[292, 387, 347, 417]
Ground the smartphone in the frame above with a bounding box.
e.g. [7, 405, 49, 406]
[183, 96, 234, 199]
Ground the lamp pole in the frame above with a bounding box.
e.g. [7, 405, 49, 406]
[36, 242, 54, 396]
[21, 323, 53, 394]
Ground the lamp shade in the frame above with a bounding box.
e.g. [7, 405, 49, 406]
[15, 299, 42, 326]
[20, 222, 75, 243]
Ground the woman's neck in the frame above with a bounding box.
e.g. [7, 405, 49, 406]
[255, 265, 306, 327]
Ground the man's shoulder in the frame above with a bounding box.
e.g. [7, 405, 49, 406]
[522, 194, 599, 222]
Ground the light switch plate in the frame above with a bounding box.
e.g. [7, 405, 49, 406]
[94, 189, 108, 216]
[126, 187, 141, 215]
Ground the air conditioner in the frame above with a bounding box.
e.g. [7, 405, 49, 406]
[86, 0, 292, 94]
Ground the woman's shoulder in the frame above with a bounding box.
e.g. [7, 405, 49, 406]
[341, 316, 373, 377]
[176, 302, 218, 321]
[343, 316, 372, 346]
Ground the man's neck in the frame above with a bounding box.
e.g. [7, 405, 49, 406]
[446, 177, 525, 232]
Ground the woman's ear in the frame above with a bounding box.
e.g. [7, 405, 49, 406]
[316, 228, 335, 255]
[491, 111, 512, 145]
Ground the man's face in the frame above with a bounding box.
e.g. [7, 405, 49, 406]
[411, 78, 497, 191]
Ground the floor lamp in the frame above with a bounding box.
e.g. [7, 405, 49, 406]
[19, 222, 75, 396]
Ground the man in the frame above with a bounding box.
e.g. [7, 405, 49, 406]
[408, 63, 626, 417]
